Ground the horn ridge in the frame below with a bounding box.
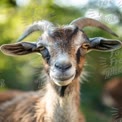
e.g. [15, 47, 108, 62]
[17, 20, 54, 42]
[70, 17, 118, 37]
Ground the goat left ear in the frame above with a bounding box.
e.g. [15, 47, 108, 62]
[0, 42, 38, 56]
[88, 37, 122, 52]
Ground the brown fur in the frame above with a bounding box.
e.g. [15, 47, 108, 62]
[0, 79, 85, 122]
[103, 77, 122, 108]
[0, 90, 24, 104]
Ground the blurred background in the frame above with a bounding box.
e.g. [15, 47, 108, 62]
[0, 0, 122, 121]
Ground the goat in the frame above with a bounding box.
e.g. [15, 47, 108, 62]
[102, 77, 122, 121]
[0, 17, 121, 122]
[102, 77, 122, 108]
[0, 90, 24, 104]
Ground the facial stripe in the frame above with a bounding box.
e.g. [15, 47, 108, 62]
[76, 48, 81, 63]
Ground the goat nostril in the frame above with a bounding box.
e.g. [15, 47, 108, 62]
[65, 64, 72, 70]
[55, 63, 72, 71]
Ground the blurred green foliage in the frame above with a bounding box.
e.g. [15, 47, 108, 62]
[0, 0, 122, 121]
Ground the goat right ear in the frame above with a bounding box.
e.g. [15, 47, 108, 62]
[0, 42, 38, 56]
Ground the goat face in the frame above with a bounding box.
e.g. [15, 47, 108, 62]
[0, 18, 121, 86]
[37, 25, 89, 86]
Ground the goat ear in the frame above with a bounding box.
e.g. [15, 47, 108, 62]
[0, 42, 38, 56]
[88, 37, 122, 52]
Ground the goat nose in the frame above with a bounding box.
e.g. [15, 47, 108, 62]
[55, 62, 72, 71]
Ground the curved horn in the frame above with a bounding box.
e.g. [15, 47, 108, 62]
[17, 20, 54, 42]
[70, 17, 118, 37]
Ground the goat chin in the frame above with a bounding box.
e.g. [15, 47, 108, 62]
[51, 74, 75, 86]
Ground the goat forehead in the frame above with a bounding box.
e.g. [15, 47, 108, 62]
[37, 26, 87, 50]
[48, 25, 78, 39]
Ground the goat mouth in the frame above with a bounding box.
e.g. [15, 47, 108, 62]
[53, 75, 74, 81]
[51, 74, 75, 86]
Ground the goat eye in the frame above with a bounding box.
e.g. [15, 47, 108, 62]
[82, 43, 90, 49]
[40, 47, 50, 61]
